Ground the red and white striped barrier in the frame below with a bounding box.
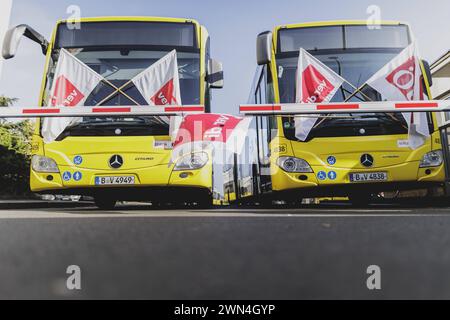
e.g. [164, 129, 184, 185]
[239, 101, 450, 115]
[0, 105, 205, 118]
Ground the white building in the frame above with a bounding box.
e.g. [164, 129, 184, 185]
[0, 0, 13, 82]
[431, 51, 450, 100]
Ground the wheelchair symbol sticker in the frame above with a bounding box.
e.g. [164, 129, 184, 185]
[62, 172, 72, 181]
[327, 156, 336, 165]
[73, 156, 83, 165]
[317, 171, 327, 181]
[73, 172, 82, 181]
[328, 171, 337, 180]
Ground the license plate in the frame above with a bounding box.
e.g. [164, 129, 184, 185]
[95, 176, 135, 185]
[349, 172, 388, 182]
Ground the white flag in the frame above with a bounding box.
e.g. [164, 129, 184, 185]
[366, 42, 429, 149]
[131, 50, 182, 139]
[295, 48, 346, 141]
[131, 50, 181, 106]
[42, 48, 103, 143]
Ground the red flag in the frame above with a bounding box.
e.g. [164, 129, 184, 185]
[172, 114, 252, 161]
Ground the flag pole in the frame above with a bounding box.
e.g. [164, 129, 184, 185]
[97, 79, 168, 126]
[96, 80, 135, 106]
[104, 79, 140, 105]
[343, 83, 373, 102]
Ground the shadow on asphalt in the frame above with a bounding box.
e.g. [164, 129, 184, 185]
[47, 200, 450, 216]
[3, 198, 450, 214]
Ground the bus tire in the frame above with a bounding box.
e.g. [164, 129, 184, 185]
[94, 196, 117, 210]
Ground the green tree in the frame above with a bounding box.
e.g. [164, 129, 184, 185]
[0, 96, 35, 198]
[0, 95, 19, 125]
[0, 95, 18, 106]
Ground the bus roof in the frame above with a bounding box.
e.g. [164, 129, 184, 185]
[273, 20, 409, 31]
[56, 16, 200, 26]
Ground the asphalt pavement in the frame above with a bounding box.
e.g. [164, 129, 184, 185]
[1, 203, 450, 299]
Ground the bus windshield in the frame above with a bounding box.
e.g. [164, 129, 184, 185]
[276, 25, 414, 140]
[44, 22, 200, 138]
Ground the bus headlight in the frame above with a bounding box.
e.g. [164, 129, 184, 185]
[419, 150, 443, 168]
[174, 152, 209, 171]
[277, 156, 313, 173]
[31, 155, 59, 173]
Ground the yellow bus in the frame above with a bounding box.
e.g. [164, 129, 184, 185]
[234, 20, 444, 206]
[2, 17, 223, 209]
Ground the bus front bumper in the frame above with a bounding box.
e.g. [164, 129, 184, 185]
[271, 161, 445, 196]
[30, 163, 213, 200]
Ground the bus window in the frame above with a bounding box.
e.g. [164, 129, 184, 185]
[254, 66, 270, 165]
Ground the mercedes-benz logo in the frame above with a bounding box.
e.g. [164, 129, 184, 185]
[109, 155, 124, 169]
[360, 154, 374, 167]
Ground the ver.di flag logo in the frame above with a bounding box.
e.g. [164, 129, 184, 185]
[294, 48, 346, 141]
[150, 79, 177, 106]
[384, 56, 417, 100]
[51, 75, 85, 107]
[301, 64, 338, 103]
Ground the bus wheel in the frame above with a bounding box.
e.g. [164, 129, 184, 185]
[94, 196, 117, 210]
[348, 193, 372, 207]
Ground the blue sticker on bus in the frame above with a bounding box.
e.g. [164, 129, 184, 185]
[328, 171, 337, 180]
[73, 171, 82, 181]
[327, 156, 336, 165]
[73, 156, 83, 165]
[317, 171, 327, 181]
[62, 171, 72, 181]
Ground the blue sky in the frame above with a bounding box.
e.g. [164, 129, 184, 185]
[1, 0, 449, 114]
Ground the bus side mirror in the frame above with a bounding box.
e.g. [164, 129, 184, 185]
[208, 59, 224, 89]
[2, 24, 49, 59]
[256, 31, 272, 66]
[421, 59, 433, 87]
